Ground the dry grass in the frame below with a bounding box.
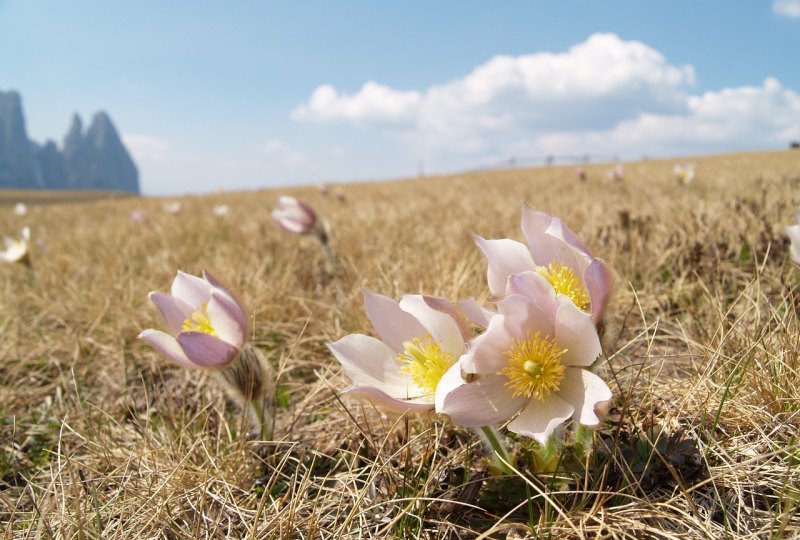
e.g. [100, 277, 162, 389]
[2, 149, 800, 539]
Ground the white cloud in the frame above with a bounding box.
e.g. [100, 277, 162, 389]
[773, 0, 800, 18]
[292, 32, 799, 161]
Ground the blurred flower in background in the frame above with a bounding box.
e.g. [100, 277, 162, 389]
[163, 201, 183, 215]
[1, 226, 31, 266]
[13, 202, 28, 216]
[786, 213, 800, 267]
[213, 204, 230, 217]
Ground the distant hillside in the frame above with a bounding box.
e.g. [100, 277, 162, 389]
[0, 89, 139, 193]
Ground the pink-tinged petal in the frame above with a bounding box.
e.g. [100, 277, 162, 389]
[458, 298, 495, 329]
[177, 332, 240, 367]
[554, 298, 601, 367]
[3, 237, 14, 249]
[327, 333, 413, 396]
[149, 292, 193, 335]
[583, 258, 613, 323]
[507, 394, 574, 444]
[423, 295, 473, 341]
[544, 214, 589, 253]
[438, 373, 527, 427]
[399, 295, 465, 357]
[460, 314, 514, 374]
[171, 271, 212, 309]
[558, 368, 613, 426]
[506, 272, 558, 313]
[342, 386, 433, 414]
[474, 236, 536, 297]
[362, 290, 426, 353]
[21, 227, 30, 243]
[206, 290, 247, 347]
[496, 293, 555, 339]
[202, 270, 239, 303]
[138, 329, 195, 368]
[520, 206, 554, 238]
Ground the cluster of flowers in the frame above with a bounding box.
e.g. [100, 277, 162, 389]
[330, 206, 614, 443]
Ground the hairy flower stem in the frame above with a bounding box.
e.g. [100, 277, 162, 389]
[251, 397, 271, 441]
[478, 426, 514, 475]
[313, 223, 338, 276]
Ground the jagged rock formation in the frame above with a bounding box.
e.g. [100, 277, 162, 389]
[0, 91, 36, 188]
[0, 89, 139, 193]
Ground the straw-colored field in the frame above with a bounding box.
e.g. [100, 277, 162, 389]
[2, 150, 800, 538]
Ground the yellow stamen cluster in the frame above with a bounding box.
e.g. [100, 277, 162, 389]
[536, 263, 590, 311]
[398, 335, 454, 395]
[182, 304, 218, 336]
[501, 332, 566, 400]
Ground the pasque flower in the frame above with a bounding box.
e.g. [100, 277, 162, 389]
[213, 204, 230, 217]
[328, 291, 469, 413]
[436, 273, 612, 443]
[475, 206, 612, 323]
[787, 213, 800, 267]
[674, 163, 695, 185]
[271, 196, 317, 235]
[164, 201, 183, 215]
[14, 202, 28, 216]
[139, 270, 248, 368]
[1, 226, 31, 265]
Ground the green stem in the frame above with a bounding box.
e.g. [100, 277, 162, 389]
[479, 425, 514, 475]
[251, 397, 271, 441]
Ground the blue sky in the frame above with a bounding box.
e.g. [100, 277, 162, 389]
[1, 1, 799, 195]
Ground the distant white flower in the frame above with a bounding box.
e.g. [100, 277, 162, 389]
[13, 203, 28, 216]
[271, 196, 317, 235]
[1, 226, 31, 265]
[130, 210, 148, 225]
[786, 212, 800, 267]
[607, 164, 624, 182]
[164, 201, 183, 215]
[674, 163, 695, 185]
[213, 204, 230, 217]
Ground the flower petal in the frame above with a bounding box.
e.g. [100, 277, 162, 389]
[343, 386, 433, 413]
[206, 290, 247, 347]
[438, 373, 527, 427]
[177, 331, 240, 367]
[496, 293, 555, 340]
[458, 298, 495, 329]
[584, 258, 613, 323]
[149, 292, 193, 335]
[171, 271, 212, 309]
[460, 314, 514, 374]
[399, 295, 465, 357]
[558, 368, 613, 426]
[506, 271, 558, 314]
[523, 216, 585, 275]
[523, 206, 591, 256]
[474, 236, 536, 297]
[138, 329, 195, 368]
[507, 394, 574, 444]
[423, 295, 472, 341]
[555, 298, 601, 367]
[362, 290, 426, 353]
[327, 333, 419, 399]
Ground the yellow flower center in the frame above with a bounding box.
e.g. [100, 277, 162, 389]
[536, 263, 590, 311]
[501, 332, 567, 401]
[398, 335, 454, 395]
[182, 304, 217, 336]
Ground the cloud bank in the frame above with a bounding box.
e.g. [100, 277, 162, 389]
[293, 33, 800, 160]
[773, 0, 800, 18]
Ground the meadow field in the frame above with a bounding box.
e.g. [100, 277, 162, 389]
[2, 150, 800, 539]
